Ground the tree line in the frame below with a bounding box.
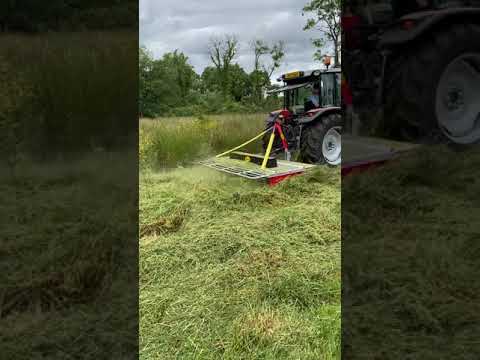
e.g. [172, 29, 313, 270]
[140, 0, 341, 118]
[139, 35, 286, 118]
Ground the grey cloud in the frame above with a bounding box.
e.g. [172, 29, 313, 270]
[140, 0, 328, 80]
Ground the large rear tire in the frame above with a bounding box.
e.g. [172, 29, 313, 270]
[384, 23, 480, 144]
[301, 113, 342, 165]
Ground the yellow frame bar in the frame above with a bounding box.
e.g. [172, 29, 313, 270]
[216, 127, 272, 158]
[261, 128, 276, 169]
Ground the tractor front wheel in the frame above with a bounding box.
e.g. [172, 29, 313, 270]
[301, 113, 342, 165]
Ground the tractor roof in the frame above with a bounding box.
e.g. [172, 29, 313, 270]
[277, 68, 340, 84]
[268, 67, 341, 95]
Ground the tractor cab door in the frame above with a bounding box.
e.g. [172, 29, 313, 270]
[320, 72, 341, 107]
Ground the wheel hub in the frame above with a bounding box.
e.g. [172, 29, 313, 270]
[322, 127, 341, 165]
[444, 86, 464, 111]
[436, 53, 480, 144]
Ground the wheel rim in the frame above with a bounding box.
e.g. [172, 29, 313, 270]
[436, 53, 480, 144]
[322, 126, 341, 165]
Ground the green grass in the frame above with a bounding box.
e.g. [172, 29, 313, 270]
[1, 152, 138, 359]
[342, 145, 480, 358]
[139, 166, 341, 359]
[139, 114, 266, 168]
[1, 31, 137, 157]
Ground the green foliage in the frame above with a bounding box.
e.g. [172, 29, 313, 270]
[140, 36, 285, 118]
[251, 39, 286, 104]
[208, 34, 239, 96]
[139, 49, 198, 117]
[303, 0, 341, 65]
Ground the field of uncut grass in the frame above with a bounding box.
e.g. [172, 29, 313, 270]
[139, 114, 266, 168]
[139, 164, 341, 359]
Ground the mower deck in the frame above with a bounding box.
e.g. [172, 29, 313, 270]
[199, 156, 316, 184]
[342, 135, 420, 176]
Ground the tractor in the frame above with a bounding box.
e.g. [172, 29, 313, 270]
[342, 0, 480, 145]
[263, 66, 342, 165]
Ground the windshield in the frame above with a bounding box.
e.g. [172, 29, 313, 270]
[284, 72, 341, 113]
[285, 84, 318, 114]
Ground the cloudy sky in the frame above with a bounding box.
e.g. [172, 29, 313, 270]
[139, 0, 327, 81]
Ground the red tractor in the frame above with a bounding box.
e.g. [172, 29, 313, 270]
[263, 67, 343, 165]
[343, 0, 480, 145]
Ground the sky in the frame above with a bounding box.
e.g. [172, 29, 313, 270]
[139, 0, 327, 82]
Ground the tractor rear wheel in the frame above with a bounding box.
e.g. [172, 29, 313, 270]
[384, 23, 480, 145]
[301, 113, 342, 165]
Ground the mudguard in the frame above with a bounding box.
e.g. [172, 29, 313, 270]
[379, 8, 480, 47]
[297, 107, 341, 124]
[265, 109, 292, 125]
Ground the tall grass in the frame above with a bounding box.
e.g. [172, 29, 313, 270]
[1, 31, 137, 158]
[139, 113, 266, 168]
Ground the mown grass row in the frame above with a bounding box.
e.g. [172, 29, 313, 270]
[139, 114, 266, 168]
[139, 166, 341, 359]
[342, 146, 480, 358]
[1, 152, 138, 358]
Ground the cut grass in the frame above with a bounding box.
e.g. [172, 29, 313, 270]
[1, 152, 138, 359]
[342, 145, 480, 358]
[139, 166, 341, 359]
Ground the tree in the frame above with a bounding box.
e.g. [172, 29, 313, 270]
[228, 64, 251, 102]
[253, 39, 270, 73]
[138, 46, 156, 116]
[251, 39, 286, 103]
[200, 66, 222, 94]
[208, 34, 239, 96]
[138, 48, 196, 117]
[303, 0, 341, 67]
[161, 50, 196, 99]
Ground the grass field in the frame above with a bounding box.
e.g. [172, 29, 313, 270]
[1, 31, 137, 157]
[139, 114, 266, 168]
[139, 159, 341, 357]
[1, 152, 138, 359]
[342, 146, 480, 358]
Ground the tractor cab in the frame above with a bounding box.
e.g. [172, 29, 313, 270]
[263, 66, 342, 165]
[269, 68, 341, 117]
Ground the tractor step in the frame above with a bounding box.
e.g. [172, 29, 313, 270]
[229, 151, 277, 168]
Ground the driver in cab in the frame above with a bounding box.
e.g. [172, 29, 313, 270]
[304, 83, 321, 112]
